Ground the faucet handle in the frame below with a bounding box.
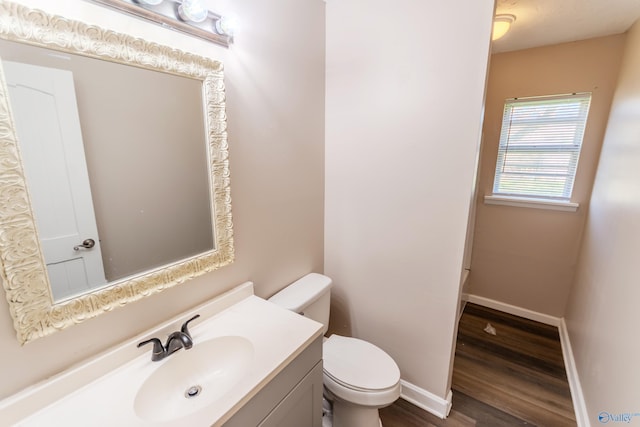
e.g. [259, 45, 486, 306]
[180, 314, 201, 338]
[137, 337, 165, 361]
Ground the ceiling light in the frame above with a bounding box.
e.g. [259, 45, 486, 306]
[492, 14, 516, 41]
[137, 0, 164, 5]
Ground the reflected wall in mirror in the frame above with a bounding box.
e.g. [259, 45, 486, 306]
[0, 1, 234, 344]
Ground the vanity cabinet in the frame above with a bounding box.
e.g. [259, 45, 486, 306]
[224, 336, 323, 427]
[258, 362, 322, 427]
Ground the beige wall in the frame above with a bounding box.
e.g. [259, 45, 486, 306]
[565, 19, 640, 423]
[325, 0, 493, 400]
[0, 0, 325, 399]
[469, 35, 626, 317]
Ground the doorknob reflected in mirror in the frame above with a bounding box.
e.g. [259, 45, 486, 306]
[73, 238, 96, 251]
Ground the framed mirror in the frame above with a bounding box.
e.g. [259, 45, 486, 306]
[0, 1, 234, 344]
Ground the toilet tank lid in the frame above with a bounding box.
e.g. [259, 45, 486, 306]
[268, 273, 332, 312]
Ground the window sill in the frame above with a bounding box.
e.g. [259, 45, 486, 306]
[484, 195, 579, 212]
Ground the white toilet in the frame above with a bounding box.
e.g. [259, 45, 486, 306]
[269, 273, 401, 427]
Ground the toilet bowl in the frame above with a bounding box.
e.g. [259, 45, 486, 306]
[323, 334, 401, 427]
[268, 273, 401, 427]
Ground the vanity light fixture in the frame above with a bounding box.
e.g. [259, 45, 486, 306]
[87, 0, 234, 47]
[492, 14, 516, 41]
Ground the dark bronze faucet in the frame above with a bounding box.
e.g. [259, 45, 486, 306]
[137, 314, 201, 361]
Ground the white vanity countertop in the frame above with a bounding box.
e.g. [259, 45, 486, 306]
[4, 284, 323, 427]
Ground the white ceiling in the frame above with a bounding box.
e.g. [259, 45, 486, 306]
[492, 0, 640, 53]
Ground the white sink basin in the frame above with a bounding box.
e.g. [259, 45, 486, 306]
[134, 336, 254, 422]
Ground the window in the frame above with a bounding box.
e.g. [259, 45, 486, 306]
[490, 93, 591, 206]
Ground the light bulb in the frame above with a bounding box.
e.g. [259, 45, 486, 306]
[178, 0, 208, 23]
[215, 15, 237, 37]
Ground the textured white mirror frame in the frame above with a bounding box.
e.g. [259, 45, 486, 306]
[0, 1, 234, 345]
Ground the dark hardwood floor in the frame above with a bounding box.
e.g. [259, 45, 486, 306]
[379, 303, 576, 427]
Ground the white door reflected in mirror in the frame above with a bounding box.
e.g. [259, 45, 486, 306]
[4, 61, 107, 301]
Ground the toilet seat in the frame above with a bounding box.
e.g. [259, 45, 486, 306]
[322, 335, 401, 407]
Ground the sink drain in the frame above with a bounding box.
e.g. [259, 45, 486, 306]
[184, 385, 202, 399]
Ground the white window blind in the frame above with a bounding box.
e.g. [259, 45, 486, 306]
[492, 93, 591, 200]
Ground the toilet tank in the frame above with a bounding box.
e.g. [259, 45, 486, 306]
[268, 273, 332, 335]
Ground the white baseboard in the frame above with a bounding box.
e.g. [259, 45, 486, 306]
[559, 319, 590, 427]
[400, 380, 452, 419]
[463, 294, 561, 326]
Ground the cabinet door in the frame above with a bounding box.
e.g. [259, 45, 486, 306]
[259, 362, 323, 427]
